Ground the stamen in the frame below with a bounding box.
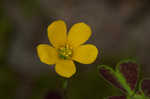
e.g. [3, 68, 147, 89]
[58, 44, 72, 59]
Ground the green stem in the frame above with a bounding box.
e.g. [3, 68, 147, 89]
[62, 79, 69, 99]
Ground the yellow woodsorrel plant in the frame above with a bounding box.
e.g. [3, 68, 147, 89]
[98, 59, 150, 99]
[37, 20, 98, 78]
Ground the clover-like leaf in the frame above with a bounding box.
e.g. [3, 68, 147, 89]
[140, 78, 150, 97]
[99, 59, 139, 96]
[99, 65, 126, 93]
[99, 59, 150, 99]
[108, 96, 126, 99]
[116, 59, 139, 91]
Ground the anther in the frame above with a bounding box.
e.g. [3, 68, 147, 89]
[58, 45, 73, 59]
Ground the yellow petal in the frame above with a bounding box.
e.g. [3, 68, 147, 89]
[37, 44, 58, 65]
[72, 44, 98, 64]
[48, 20, 67, 48]
[55, 60, 76, 78]
[68, 22, 92, 47]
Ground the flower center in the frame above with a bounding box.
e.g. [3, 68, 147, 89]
[58, 44, 73, 60]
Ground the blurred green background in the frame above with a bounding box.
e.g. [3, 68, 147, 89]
[1, 0, 150, 99]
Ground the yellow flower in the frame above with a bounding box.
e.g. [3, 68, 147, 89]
[37, 20, 98, 78]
